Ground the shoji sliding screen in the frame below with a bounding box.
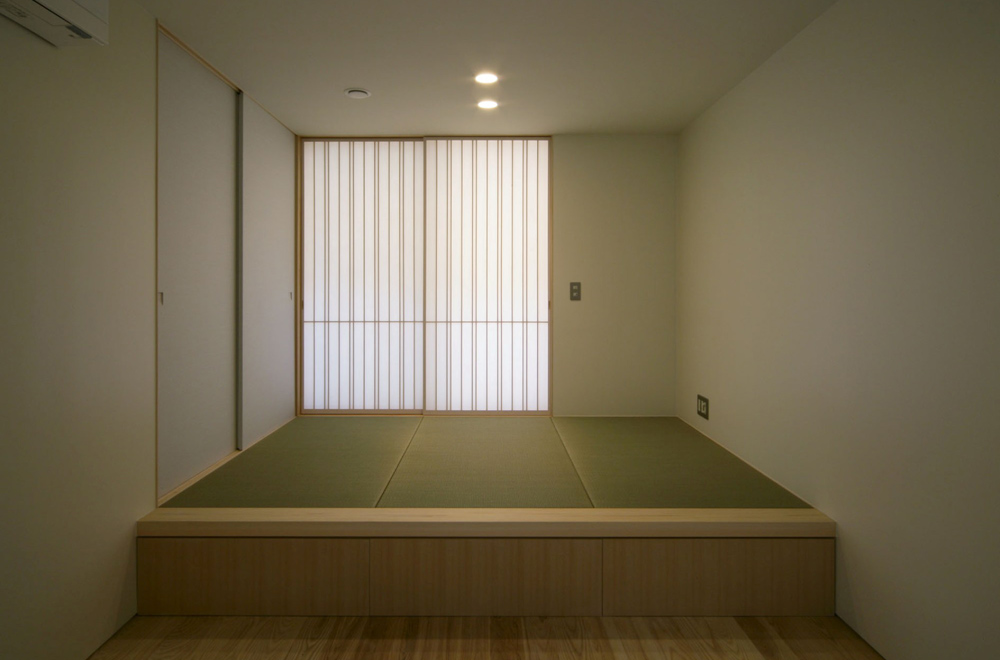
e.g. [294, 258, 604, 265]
[425, 138, 549, 413]
[301, 137, 548, 413]
[302, 140, 424, 412]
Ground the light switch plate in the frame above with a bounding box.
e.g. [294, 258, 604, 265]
[570, 282, 581, 301]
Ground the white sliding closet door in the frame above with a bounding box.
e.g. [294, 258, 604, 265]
[425, 138, 549, 412]
[157, 34, 237, 496]
[302, 140, 424, 411]
[240, 95, 296, 447]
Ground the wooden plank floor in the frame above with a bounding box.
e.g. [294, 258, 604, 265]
[89, 615, 884, 659]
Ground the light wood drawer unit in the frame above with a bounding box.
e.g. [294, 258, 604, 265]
[603, 538, 835, 616]
[370, 538, 602, 616]
[137, 537, 369, 615]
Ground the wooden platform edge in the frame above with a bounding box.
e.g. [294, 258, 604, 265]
[136, 507, 835, 538]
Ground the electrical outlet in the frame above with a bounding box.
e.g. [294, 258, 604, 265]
[570, 282, 581, 301]
[697, 395, 709, 419]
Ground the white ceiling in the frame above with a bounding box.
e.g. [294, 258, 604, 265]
[137, 0, 835, 136]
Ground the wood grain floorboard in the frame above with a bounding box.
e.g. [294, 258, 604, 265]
[87, 616, 185, 660]
[521, 616, 587, 659]
[406, 617, 491, 659]
[490, 617, 528, 660]
[144, 616, 221, 660]
[734, 617, 800, 660]
[754, 617, 884, 660]
[90, 616, 883, 659]
[184, 616, 262, 657]
[685, 617, 769, 659]
[237, 617, 308, 659]
[618, 617, 755, 659]
[284, 616, 366, 659]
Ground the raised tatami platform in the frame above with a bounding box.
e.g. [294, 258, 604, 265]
[139, 416, 834, 618]
[161, 416, 809, 509]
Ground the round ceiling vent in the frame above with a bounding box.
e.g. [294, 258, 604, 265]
[344, 88, 371, 99]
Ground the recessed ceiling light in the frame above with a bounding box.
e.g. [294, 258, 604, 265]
[475, 72, 498, 84]
[478, 100, 498, 109]
[344, 88, 371, 99]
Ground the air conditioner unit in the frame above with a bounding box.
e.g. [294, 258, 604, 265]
[0, 0, 108, 47]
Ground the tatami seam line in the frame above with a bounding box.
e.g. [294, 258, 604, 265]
[549, 416, 596, 508]
[374, 416, 424, 507]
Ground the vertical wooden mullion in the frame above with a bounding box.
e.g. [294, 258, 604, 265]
[373, 143, 377, 410]
[473, 140, 478, 410]
[420, 141, 427, 412]
[397, 142, 402, 409]
[416, 142, 421, 410]
[374, 141, 378, 407]
[366, 141, 370, 409]
[498, 139, 502, 412]
[313, 144, 319, 410]
[510, 140, 516, 410]
[322, 143, 328, 411]
[524, 140, 529, 410]
[504, 140, 510, 410]
[548, 138, 553, 413]
[459, 141, 464, 410]
[535, 140, 541, 412]
[429, 142, 435, 411]
[335, 142, 340, 409]
[294, 137, 301, 416]
[444, 143, 454, 410]
[349, 142, 354, 410]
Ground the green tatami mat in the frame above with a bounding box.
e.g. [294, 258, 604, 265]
[553, 417, 809, 508]
[377, 417, 592, 508]
[162, 416, 419, 508]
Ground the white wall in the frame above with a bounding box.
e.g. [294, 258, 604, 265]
[240, 96, 296, 447]
[676, 1, 1000, 658]
[553, 135, 676, 416]
[0, 2, 157, 658]
[156, 34, 238, 496]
